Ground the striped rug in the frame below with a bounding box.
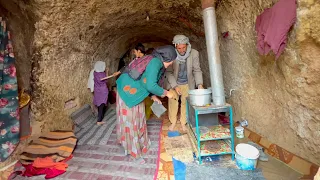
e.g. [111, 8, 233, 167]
[71, 104, 117, 145]
[19, 131, 77, 165]
[56, 120, 162, 180]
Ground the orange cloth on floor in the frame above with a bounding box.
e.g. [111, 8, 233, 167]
[33, 157, 68, 171]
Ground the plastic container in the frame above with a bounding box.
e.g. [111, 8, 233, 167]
[151, 101, 167, 118]
[235, 126, 244, 138]
[239, 118, 248, 127]
[235, 143, 260, 170]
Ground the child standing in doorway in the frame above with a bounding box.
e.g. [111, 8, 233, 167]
[88, 61, 109, 125]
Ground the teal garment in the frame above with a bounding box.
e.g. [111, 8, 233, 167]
[116, 58, 165, 108]
[0, 19, 20, 162]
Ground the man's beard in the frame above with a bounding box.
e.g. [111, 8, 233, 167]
[179, 51, 186, 56]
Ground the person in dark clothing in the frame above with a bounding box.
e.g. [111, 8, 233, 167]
[114, 43, 146, 77]
[146, 48, 155, 55]
[108, 86, 117, 104]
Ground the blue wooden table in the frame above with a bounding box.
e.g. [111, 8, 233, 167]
[186, 98, 235, 164]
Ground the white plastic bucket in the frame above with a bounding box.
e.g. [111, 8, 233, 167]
[235, 126, 244, 138]
[235, 143, 260, 170]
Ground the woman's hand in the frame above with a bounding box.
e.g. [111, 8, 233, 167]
[151, 95, 162, 104]
[174, 87, 182, 95]
[166, 91, 174, 99]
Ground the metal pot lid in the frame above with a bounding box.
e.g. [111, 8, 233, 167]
[188, 89, 212, 95]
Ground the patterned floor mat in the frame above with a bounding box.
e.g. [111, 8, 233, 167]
[13, 120, 162, 180]
[72, 105, 117, 145]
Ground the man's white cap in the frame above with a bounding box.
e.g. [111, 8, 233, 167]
[172, 35, 189, 45]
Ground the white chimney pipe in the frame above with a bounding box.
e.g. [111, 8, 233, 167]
[203, 7, 226, 106]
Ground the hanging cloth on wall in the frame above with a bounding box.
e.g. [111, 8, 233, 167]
[0, 18, 20, 162]
[255, 0, 297, 59]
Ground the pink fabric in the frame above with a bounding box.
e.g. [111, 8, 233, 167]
[22, 164, 65, 179]
[8, 155, 73, 179]
[255, 0, 296, 59]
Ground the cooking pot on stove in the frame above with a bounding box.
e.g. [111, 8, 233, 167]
[188, 88, 212, 106]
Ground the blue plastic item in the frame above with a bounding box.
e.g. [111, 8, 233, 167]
[168, 131, 180, 137]
[235, 153, 258, 170]
[172, 158, 186, 180]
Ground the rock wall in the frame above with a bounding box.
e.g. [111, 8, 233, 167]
[216, 0, 320, 165]
[16, 0, 206, 135]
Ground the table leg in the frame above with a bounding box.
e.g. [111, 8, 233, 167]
[230, 106, 235, 160]
[195, 110, 202, 164]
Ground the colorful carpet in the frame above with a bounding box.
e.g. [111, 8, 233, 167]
[155, 96, 236, 180]
[71, 104, 117, 145]
[12, 120, 162, 180]
[155, 117, 237, 180]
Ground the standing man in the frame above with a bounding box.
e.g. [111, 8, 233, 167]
[165, 35, 204, 131]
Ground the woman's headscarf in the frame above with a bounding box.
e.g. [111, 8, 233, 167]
[87, 61, 106, 92]
[152, 45, 177, 63]
[151, 45, 177, 88]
